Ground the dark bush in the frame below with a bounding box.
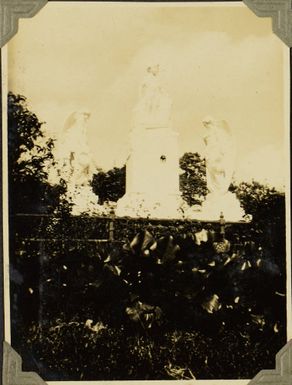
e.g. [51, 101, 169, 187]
[11, 218, 286, 380]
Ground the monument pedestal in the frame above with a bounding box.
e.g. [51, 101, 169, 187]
[116, 127, 187, 219]
[195, 191, 245, 222]
[116, 191, 184, 219]
[66, 184, 107, 216]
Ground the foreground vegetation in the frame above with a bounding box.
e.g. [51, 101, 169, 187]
[12, 214, 286, 380]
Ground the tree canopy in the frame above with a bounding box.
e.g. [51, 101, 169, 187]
[179, 152, 208, 206]
[8, 92, 67, 214]
[91, 166, 126, 205]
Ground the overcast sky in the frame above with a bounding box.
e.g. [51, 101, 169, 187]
[8, 2, 289, 189]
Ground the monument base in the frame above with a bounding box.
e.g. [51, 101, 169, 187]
[115, 191, 247, 222]
[195, 191, 245, 222]
[66, 184, 107, 216]
[115, 192, 187, 219]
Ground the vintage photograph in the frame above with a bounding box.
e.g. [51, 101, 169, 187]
[4, 1, 290, 381]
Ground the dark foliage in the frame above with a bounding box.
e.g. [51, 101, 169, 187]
[232, 181, 285, 223]
[179, 152, 208, 205]
[8, 92, 69, 214]
[232, 181, 286, 274]
[11, 213, 286, 380]
[19, 319, 282, 381]
[91, 166, 126, 204]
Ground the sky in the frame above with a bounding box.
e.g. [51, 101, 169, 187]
[7, 2, 289, 190]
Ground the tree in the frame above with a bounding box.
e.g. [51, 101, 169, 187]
[91, 166, 126, 205]
[8, 92, 67, 214]
[230, 180, 285, 223]
[8, 92, 72, 334]
[179, 152, 207, 206]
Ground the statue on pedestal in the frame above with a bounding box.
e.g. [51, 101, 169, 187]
[56, 110, 94, 187]
[203, 117, 235, 196]
[54, 110, 105, 215]
[133, 64, 172, 129]
[197, 117, 245, 222]
[116, 65, 184, 219]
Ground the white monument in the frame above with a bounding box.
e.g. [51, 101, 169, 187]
[196, 117, 245, 221]
[54, 110, 106, 215]
[116, 65, 185, 219]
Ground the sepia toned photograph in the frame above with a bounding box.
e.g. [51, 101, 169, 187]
[2, 1, 291, 382]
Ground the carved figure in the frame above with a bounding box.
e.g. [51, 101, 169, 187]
[56, 110, 94, 187]
[202, 117, 235, 195]
[133, 65, 172, 129]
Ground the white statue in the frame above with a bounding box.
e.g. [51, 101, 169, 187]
[133, 65, 172, 129]
[203, 117, 235, 196]
[56, 110, 95, 187]
[197, 117, 245, 221]
[53, 110, 107, 215]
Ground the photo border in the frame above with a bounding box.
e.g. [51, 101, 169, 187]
[1, 1, 291, 384]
